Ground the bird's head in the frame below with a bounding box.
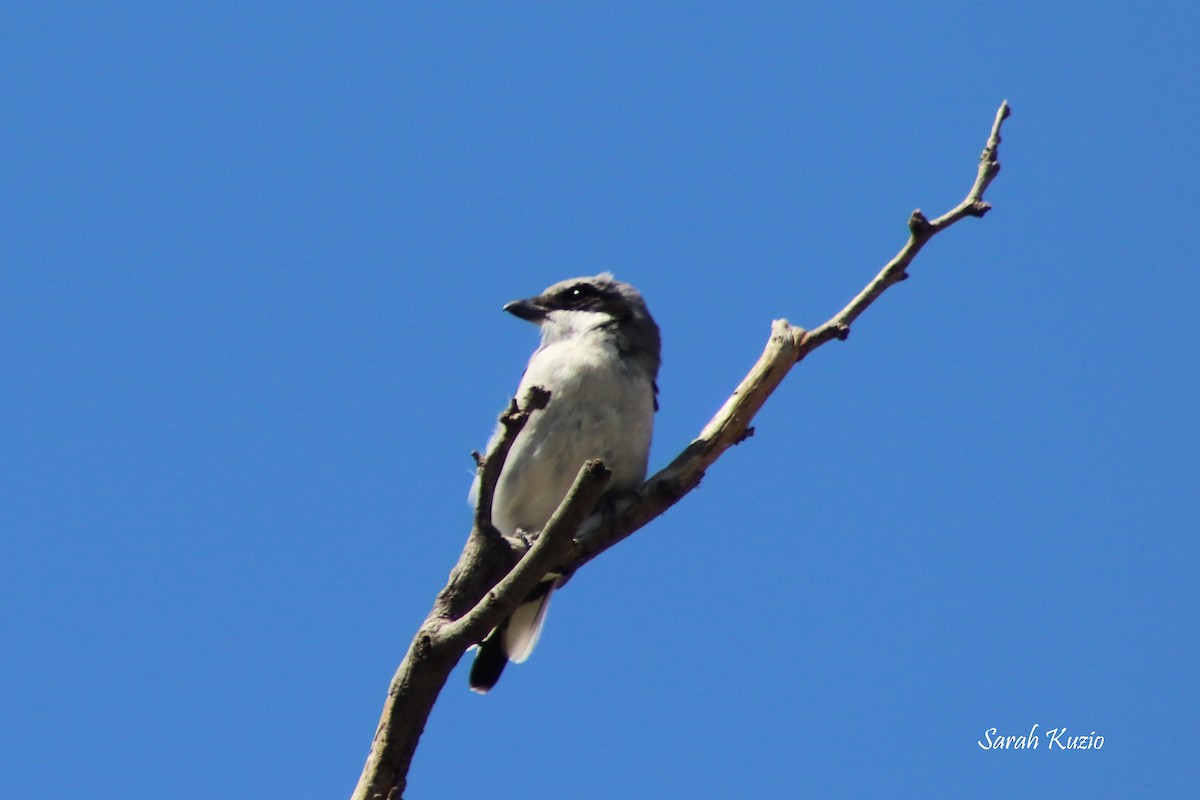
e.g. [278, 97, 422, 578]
[504, 274, 660, 373]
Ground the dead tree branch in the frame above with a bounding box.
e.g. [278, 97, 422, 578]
[568, 100, 1011, 570]
[350, 391, 610, 800]
[351, 100, 1012, 800]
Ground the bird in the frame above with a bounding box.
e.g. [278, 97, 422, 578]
[468, 273, 661, 693]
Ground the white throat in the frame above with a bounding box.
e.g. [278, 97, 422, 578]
[538, 309, 617, 346]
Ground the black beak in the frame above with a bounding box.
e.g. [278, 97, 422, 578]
[503, 298, 547, 322]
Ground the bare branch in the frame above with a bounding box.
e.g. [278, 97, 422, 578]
[350, 390, 550, 800]
[568, 100, 1012, 570]
[351, 409, 606, 800]
[351, 100, 1012, 800]
[808, 99, 1010, 347]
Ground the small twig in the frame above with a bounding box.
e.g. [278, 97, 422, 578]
[471, 388, 551, 538]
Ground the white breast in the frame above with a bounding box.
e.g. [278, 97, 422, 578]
[490, 329, 655, 536]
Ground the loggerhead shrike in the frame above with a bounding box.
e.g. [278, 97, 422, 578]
[469, 273, 660, 693]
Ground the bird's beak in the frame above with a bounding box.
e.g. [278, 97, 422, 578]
[503, 297, 548, 322]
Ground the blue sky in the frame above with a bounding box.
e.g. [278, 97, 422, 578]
[3, 3, 1197, 798]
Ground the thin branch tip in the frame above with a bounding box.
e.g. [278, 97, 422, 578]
[524, 385, 551, 411]
[499, 386, 551, 428]
[983, 101, 1010, 153]
[582, 458, 612, 481]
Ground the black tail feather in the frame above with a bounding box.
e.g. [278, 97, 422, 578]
[469, 578, 561, 693]
[469, 628, 509, 693]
